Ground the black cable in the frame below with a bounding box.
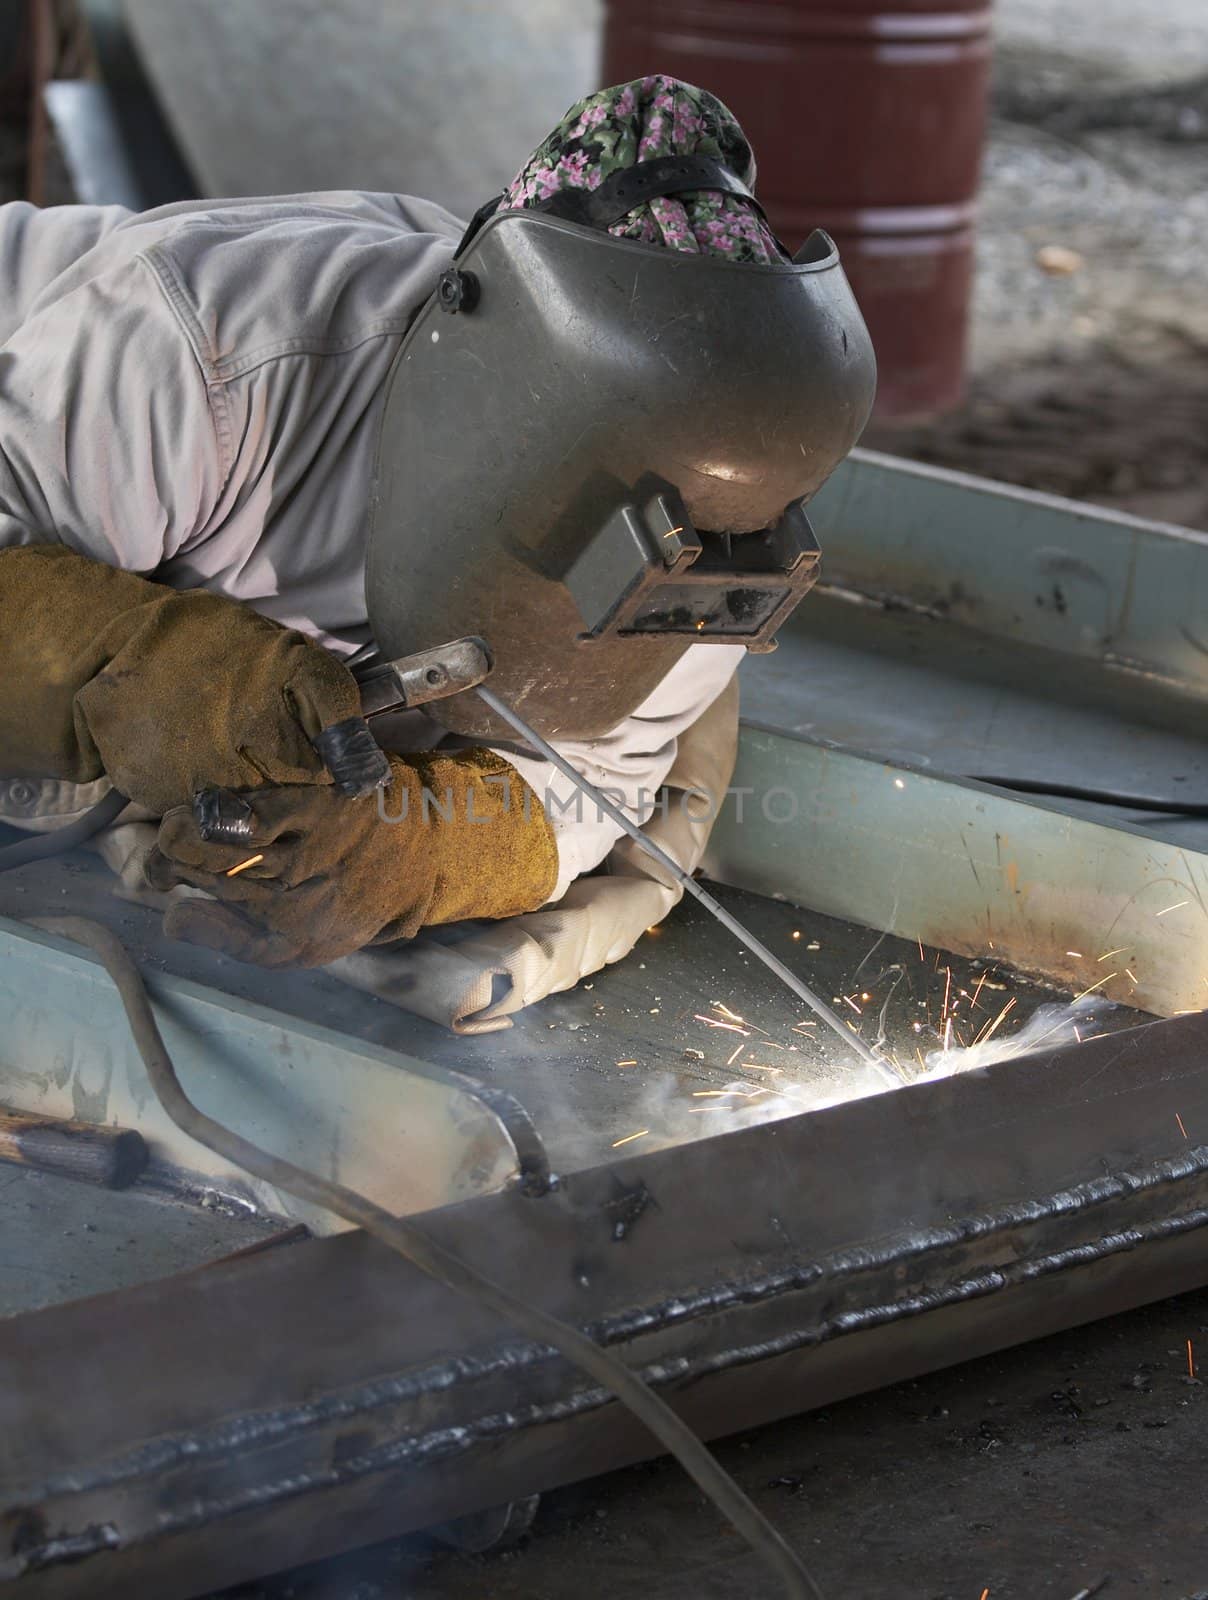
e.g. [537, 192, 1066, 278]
[971, 776, 1208, 818]
[32, 914, 825, 1600]
[0, 787, 129, 870]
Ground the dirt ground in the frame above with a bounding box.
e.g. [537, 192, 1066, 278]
[867, 319, 1208, 533]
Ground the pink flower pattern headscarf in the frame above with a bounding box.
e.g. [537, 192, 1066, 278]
[504, 76, 785, 266]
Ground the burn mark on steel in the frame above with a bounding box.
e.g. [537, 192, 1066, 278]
[455, 1082, 552, 1197]
[603, 1180, 655, 1243]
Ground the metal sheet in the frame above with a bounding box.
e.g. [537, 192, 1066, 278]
[0, 852, 1138, 1180]
[811, 447, 1208, 694]
[747, 591, 1208, 848]
[0, 1168, 290, 1318]
[693, 449, 1208, 1013]
[0, 918, 546, 1233]
[705, 727, 1208, 1019]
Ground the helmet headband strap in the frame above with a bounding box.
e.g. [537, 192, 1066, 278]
[455, 155, 773, 257]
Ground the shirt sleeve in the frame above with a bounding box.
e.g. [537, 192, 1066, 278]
[0, 200, 132, 343]
[0, 252, 224, 571]
[497, 643, 742, 904]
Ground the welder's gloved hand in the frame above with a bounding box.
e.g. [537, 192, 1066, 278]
[145, 751, 559, 968]
[0, 543, 383, 815]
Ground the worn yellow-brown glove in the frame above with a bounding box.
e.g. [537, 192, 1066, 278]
[0, 543, 385, 814]
[145, 750, 559, 967]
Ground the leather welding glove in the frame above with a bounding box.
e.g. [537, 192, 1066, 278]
[145, 750, 559, 968]
[0, 543, 384, 815]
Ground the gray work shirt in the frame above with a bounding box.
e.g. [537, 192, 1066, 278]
[0, 191, 738, 898]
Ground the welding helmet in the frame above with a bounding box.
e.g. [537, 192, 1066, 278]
[365, 157, 876, 742]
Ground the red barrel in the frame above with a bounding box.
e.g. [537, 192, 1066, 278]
[603, 1, 993, 417]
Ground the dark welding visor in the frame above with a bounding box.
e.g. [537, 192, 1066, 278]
[366, 203, 875, 742]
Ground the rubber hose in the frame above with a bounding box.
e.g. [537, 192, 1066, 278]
[0, 788, 128, 870]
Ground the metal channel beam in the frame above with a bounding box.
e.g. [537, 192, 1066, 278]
[704, 730, 1208, 1019]
[0, 919, 547, 1232]
[4, 1010, 1208, 1598]
[698, 451, 1208, 1017]
[813, 448, 1208, 694]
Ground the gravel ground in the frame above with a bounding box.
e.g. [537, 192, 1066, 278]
[996, 0, 1208, 87]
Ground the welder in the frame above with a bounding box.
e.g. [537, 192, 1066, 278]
[0, 77, 875, 1024]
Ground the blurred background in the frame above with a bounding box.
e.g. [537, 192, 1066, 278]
[2, 0, 1205, 526]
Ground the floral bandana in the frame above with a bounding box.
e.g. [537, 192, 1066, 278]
[503, 76, 785, 266]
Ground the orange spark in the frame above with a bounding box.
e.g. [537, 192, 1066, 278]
[975, 996, 1017, 1046]
[225, 853, 264, 878]
[695, 1015, 749, 1036]
[1073, 974, 1115, 1002]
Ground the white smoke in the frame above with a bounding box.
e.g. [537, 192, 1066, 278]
[630, 1054, 892, 1153]
[922, 994, 1114, 1079]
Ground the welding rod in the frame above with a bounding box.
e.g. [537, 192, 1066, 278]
[476, 685, 901, 1088]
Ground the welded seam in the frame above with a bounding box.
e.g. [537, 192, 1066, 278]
[13, 1197, 1208, 1571]
[8, 1153, 1208, 1555]
[593, 1143, 1208, 1341]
